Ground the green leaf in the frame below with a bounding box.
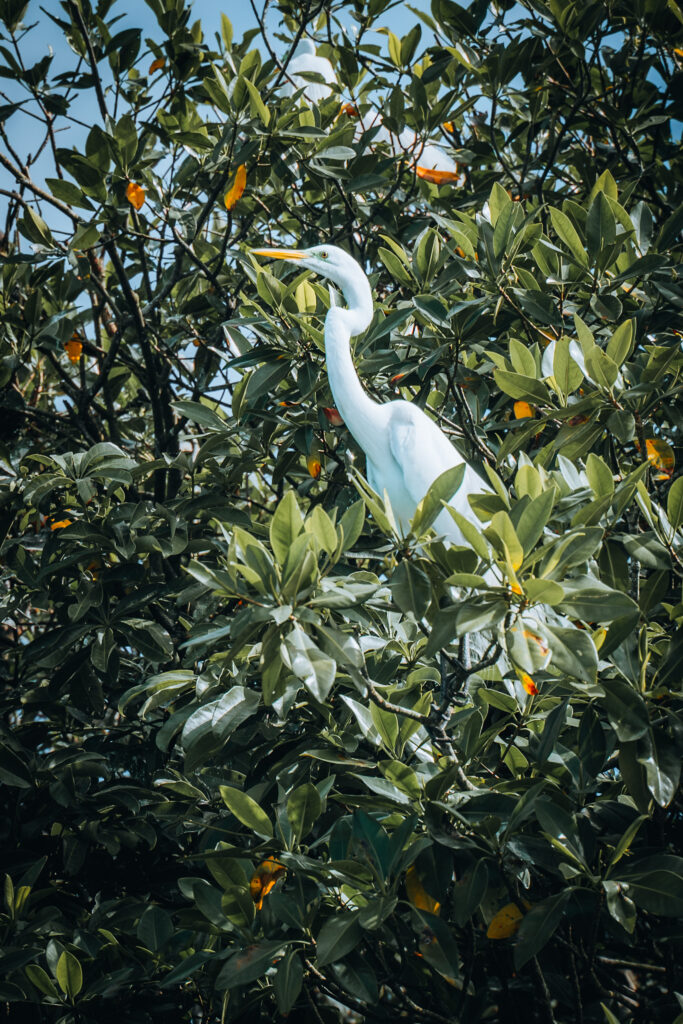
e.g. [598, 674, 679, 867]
[452, 860, 488, 926]
[216, 940, 285, 989]
[543, 624, 598, 683]
[45, 177, 94, 210]
[287, 783, 322, 841]
[607, 814, 648, 872]
[586, 453, 614, 497]
[606, 319, 635, 366]
[667, 476, 683, 530]
[339, 500, 365, 550]
[513, 890, 571, 969]
[494, 369, 550, 404]
[220, 12, 233, 47]
[25, 964, 59, 999]
[586, 191, 616, 264]
[316, 912, 362, 967]
[306, 505, 337, 555]
[285, 630, 336, 702]
[552, 336, 584, 396]
[171, 399, 225, 429]
[411, 463, 466, 536]
[379, 245, 415, 287]
[612, 854, 683, 916]
[524, 578, 564, 605]
[549, 207, 587, 266]
[273, 951, 303, 1015]
[559, 577, 637, 622]
[56, 951, 82, 1000]
[219, 786, 273, 837]
[600, 678, 649, 741]
[270, 490, 304, 563]
[443, 507, 491, 561]
[243, 77, 270, 125]
[391, 560, 431, 617]
[137, 905, 174, 952]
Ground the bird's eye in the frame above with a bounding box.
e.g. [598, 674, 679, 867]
[320, 250, 329, 259]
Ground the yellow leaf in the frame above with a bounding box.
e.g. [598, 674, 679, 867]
[250, 857, 286, 911]
[520, 672, 539, 696]
[645, 438, 674, 479]
[224, 164, 247, 210]
[487, 901, 525, 939]
[416, 165, 460, 185]
[307, 455, 322, 479]
[442, 121, 455, 133]
[405, 865, 441, 916]
[50, 518, 72, 531]
[64, 334, 83, 363]
[514, 400, 534, 419]
[149, 57, 165, 74]
[125, 181, 145, 211]
[593, 627, 607, 651]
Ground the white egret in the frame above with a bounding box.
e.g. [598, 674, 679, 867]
[280, 43, 460, 185]
[251, 244, 491, 546]
[283, 40, 337, 104]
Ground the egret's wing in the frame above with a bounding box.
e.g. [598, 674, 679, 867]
[386, 402, 485, 534]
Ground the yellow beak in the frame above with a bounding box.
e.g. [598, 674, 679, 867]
[250, 248, 306, 260]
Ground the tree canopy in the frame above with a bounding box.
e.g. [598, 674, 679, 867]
[1, 0, 682, 1022]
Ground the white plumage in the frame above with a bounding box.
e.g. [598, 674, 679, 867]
[251, 244, 491, 544]
[283, 40, 337, 104]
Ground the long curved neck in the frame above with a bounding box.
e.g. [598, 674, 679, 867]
[324, 273, 384, 460]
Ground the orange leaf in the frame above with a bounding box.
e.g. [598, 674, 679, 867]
[323, 406, 344, 426]
[250, 857, 286, 911]
[510, 582, 523, 595]
[126, 181, 145, 211]
[149, 57, 165, 74]
[442, 121, 455, 133]
[64, 335, 83, 363]
[405, 865, 441, 916]
[514, 401, 534, 419]
[520, 672, 539, 696]
[645, 438, 674, 478]
[487, 902, 525, 939]
[50, 518, 72, 531]
[416, 166, 460, 185]
[339, 103, 359, 117]
[389, 372, 406, 386]
[224, 164, 247, 210]
[307, 455, 322, 479]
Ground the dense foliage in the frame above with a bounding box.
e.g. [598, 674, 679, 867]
[1, 0, 682, 1021]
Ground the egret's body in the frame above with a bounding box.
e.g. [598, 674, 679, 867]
[283, 40, 336, 104]
[252, 245, 491, 544]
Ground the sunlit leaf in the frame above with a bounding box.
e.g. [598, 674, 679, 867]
[125, 181, 145, 210]
[250, 857, 286, 911]
[224, 164, 247, 210]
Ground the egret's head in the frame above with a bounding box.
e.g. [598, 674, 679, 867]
[251, 244, 360, 291]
